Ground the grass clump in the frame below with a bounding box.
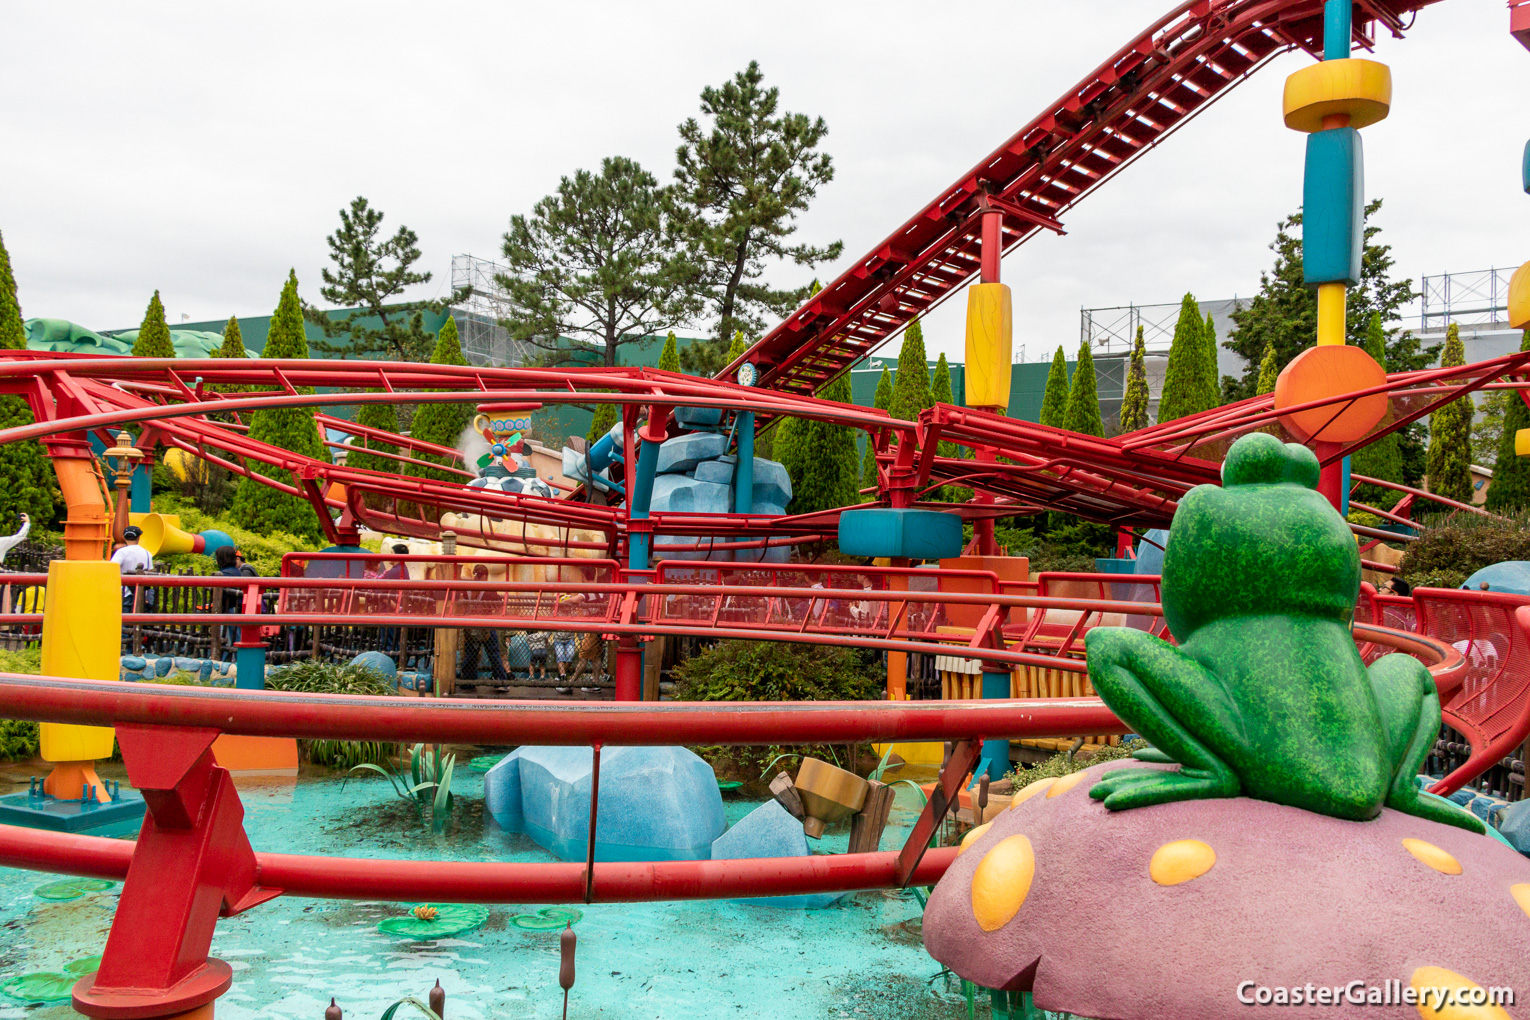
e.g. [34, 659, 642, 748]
[0, 647, 42, 760]
[266, 658, 399, 768]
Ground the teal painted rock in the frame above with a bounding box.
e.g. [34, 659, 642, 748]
[1083, 433, 1482, 833]
[838, 508, 962, 560]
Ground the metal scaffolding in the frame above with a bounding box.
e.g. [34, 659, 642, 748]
[1420, 267, 1517, 334]
[448, 254, 534, 368]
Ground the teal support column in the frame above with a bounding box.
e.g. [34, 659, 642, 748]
[1323, 0, 1351, 60]
[235, 642, 266, 690]
[980, 669, 1011, 782]
[734, 411, 754, 514]
[130, 465, 151, 514]
[627, 435, 661, 571]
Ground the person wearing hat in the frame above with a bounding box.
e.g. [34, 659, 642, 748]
[111, 525, 155, 609]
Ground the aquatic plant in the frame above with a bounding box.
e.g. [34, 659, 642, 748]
[377, 902, 487, 940]
[267, 659, 400, 769]
[0, 957, 100, 1005]
[379, 999, 442, 1020]
[346, 743, 456, 833]
[34, 878, 115, 901]
[510, 906, 582, 930]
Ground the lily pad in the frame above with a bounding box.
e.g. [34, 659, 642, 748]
[510, 906, 583, 930]
[34, 878, 116, 901]
[468, 755, 504, 773]
[1, 971, 76, 1004]
[377, 903, 488, 940]
[717, 780, 743, 792]
[65, 956, 101, 975]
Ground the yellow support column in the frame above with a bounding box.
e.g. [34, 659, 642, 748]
[1315, 282, 1347, 346]
[39, 558, 122, 801]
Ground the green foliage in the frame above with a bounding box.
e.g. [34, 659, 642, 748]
[405, 316, 475, 487]
[347, 742, 456, 833]
[499, 156, 701, 368]
[1005, 739, 1146, 789]
[133, 291, 176, 358]
[657, 331, 681, 372]
[346, 401, 402, 477]
[861, 365, 893, 489]
[888, 319, 932, 422]
[302, 196, 467, 362]
[0, 647, 43, 760]
[931, 354, 967, 501]
[231, 272, 328, 544]
[994, 517, 1114, 571]
[773, 415, 806, 504]
[1255, 340, 1279, 396]
[726, 329, 748, 363]
[1039, 347, 1070, 428]
[264, 660, 399, 770]
[1063, 341, 1103, 437]
[0, 232, 59, 529]
[1157, 294, 1214, 423]
[673, 640, 882, 703]
[1487, 329, 1530, 514]
[1350, 312, 1406, 508]
[586, 401, 618, 445]
[1223, 200, 1431, 402]
[217, 316, 247, 359]
[1426, 324, 1473, 506]
[672, 61, 843, 368]
[791, 374, 860, 515]
[150, 492, 317, 576]
[1119, 327, 1149, 433]
[1400, 511, 1530, 588]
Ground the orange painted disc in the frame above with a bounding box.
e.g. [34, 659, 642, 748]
[1273, 345, 1388, 443]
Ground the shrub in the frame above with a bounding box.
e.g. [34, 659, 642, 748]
[265, 659, 399, 769]
[1399, 512, 1530, 588]
[150, 493, 319, 577]
[0, 647, 42, 760]
[1006, 739, 1144, 790]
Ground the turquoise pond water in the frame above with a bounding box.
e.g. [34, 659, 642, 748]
[0, 760, 988, 1020]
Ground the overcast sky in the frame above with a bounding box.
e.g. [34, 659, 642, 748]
[3, 1, 1526, 365]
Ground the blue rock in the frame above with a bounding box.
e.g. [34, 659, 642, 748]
[350, 650, 398, 680]
[173, 657, 202, 676]
[120, 671, 142, 682]
[1495, 799, 1530, 855]
[1462, 561, 1530, 596]
[485, 745, 724, 862]
[198, 659, 214, 683]
[121, 656, 147, 672]
[693, 459, 735, 485]
[711, 800, 845, 909]
[655, 433, 729, 475]
[651, 474, 732, 514]
[483, 753, 523, 833]
[1134, 529, 1170, 576]
[1447, 787, 1478, 807]
[750, 458, 792, 510]
[675, 406, 725, 428]
[839, 508, 962, 560]
[153, 657, 172, 677]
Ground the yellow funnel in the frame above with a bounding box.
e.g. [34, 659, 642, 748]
[794, 757, 869, 839]
[138, 512, 196, 556]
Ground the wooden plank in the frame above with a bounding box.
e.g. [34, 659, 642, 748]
[848, 780, 895, 854]
[769, 772, 805, 820]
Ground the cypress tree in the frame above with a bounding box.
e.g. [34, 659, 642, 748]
[889, 318, 933, 422]
[216, 316, 247, 359]
[0, 230, 57, 527]
[1063, 340, 1104, 437]
[727, 330, 747, 363]
[1255, 339, 1279, 396]
[793, 374, 860, 515]
[1425, 323, 1473, 506]
[406, 315, 476, 488]
[133, 291, 175, 358]
[1486, 329, 1530, 513]
[657, 331, 681, 372]
[861, 366, 893, 490]
[346, 401, 401, 479]
[587, 403, 618, 444]
[931, 353, 965, 501]
[1203, 311, 1221, 410]
[230, 271, 328, 543]
[774, 415, 805, 503]
[1039, 346, 1070, 428]
[1119, 327, 1149, 432]
[1350, 312, 1405, 507]
[1158, 293, 1208, 423]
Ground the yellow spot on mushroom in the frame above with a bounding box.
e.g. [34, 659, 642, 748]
[1046, 771, 1088, 798]
[958, 822, 991, 856]
[1408, 966, 1513, 1019]
[1149, 839, 1216, 886]
[1402, 838, 1462, 875]
[1510, 883, 1530, 919]
[1008, 777, 1056, 808]
[970, 834, 1035, 932]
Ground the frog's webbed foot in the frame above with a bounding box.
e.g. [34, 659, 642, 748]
[1368, 652, 1485, 835]
[1083, 628, 1241, 811]
[1130, 746, 1175, 764]
[1089, 763, 1239, 811]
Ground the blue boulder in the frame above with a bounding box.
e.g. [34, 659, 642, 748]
[750, 459, 792, 510]
[1462, 561, 1530, 596]
[693, 459, 735, 485]
[655, 433, 729, 475]
[153, 657, 172, 678]
[350, 650, 398, 681]
[1495, 798, 1530, 855]
[674, 406, 725, 428]
[120, 656, 147, 672]
[485, 745, 724, 862]
[710, 800, 844, 909]
[651, 475, 732, 514]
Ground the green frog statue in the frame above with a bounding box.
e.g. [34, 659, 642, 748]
[1085, 432, 1482, 833]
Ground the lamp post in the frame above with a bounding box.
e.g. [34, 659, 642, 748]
[102, 431, 143, 546]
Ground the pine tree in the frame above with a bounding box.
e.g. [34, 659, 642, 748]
[861, 366, 893, 490]
[216, 316, 247, 359]
[346, 402, 401, 478]
[230, 271, 328, 543]
[657, 331, 681, 372]
[0, 230, 57, 528]
[406, 315, 476, 488]
[1202, 311, 1221, 411]
[888, 319, 932, 422]
[1255, 340, 1279, 396]
[1119, 327, 1149, 432]
[1486, 329, 1530, 513]
[1350, 312, 1405, 508]
[1158, 294, 1210, 423]
[133, 291, 175, 358]
[793, 374, 860, 514]
[1039, 346, 1070, 428]
[1425, 323, 1473, 506]
[1063, 340, 1104, 437]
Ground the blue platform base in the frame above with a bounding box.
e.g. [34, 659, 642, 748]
[838, 508, 963, 560]
[0, 788, 145, 838]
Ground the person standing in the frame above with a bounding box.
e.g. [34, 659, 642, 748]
[111, 525, 155, 610]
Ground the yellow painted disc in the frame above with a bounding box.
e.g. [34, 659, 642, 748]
[1149, 839, 1216, 886]
[970, 835, 1036, 932]
[1009, 777, 1057, 808]
[1046, 771, 1088, 799]
[1402, 838, 1462, 875]
[958, 821, 992, 856]
[1408, 966, 1513, 1019]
